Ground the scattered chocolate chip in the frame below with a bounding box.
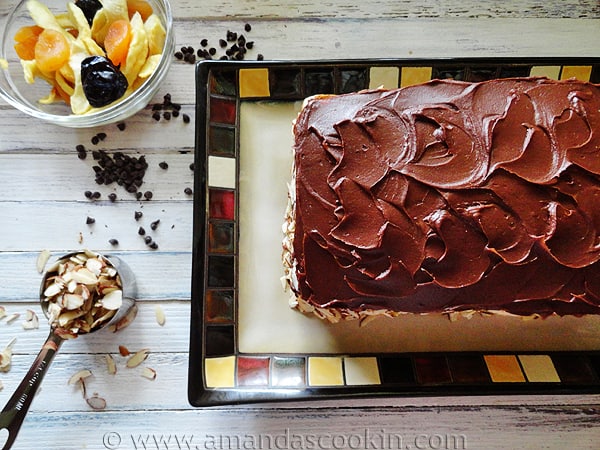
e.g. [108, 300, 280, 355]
[246, 41, 254, 49]
[91, 135, 100, 145]
[257, 54, 264, 61]
[189, 162, 195, 171]
[174, 51, 183, 60]
[97, 132, 107, 141]
[184, 187, 193, 195]
[144, 235, 152, 244]
[86, 216, 95, 224]
[152, 111, 161, 121]
[134, 211, 143, 220]
[149, 241, 158, 250]
[84, 190, 93, 199]
[244, 23, 252, 32]
[158, 161, 168, 170]
[182, 114, 190, 123]
[219, 39, 227, 48]
[117, 122, 126, 131]
[108, 193, 117, 202]
[109, 238, 119, 246]
[201, 38, 208, 47]
[138, 226, 146, 235]
[150, 219, 160, 230]
[163, 111, 171, 120]
[136, 191, 143, 200]
[144, 191, 153, 200]
[92, 191, 101, 199]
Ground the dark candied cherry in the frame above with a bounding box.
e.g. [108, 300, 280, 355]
[81, 56, 128, 108]
[75, 0, 103, 26]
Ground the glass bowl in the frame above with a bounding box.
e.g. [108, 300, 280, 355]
[0, 0, 174, 127]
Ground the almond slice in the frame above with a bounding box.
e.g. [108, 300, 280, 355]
[105, 354, 117, 375]
[118, 345, 130, 356]
[126, 348, 149, 368]
[68, 369, 93, 385]
[5, 313, 19, 325]
[154, 305, 165, 326]
[22, 309, 39, 330]
[86, 394, 107, 410]
[36, 249, 51, 273]
[141, 367, 156, 380]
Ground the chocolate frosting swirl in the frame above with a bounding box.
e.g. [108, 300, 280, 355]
[290, 77, 600, 316]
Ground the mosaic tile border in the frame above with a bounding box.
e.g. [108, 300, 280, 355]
[190, 58, 600, 406]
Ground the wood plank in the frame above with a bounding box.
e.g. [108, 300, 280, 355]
[0, 252, 193, 300]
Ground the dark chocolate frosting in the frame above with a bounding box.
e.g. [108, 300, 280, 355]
[290, 77, 600, 317]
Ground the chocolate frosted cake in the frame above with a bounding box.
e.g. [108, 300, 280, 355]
[282, 77, 600, 323]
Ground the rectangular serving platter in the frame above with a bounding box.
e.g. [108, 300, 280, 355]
[189, 57, 600, 406]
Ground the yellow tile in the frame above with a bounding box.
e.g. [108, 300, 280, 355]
[344, 357, 381, 385]
[400, 66, 432, 87]
[484, 355, 526, 383]
[369, 66, 400, 89]
[518, 355, 561, 383]
[239, 68, 270, 98]
[560, 65, 592, 82]
[205, 356, 236, 387]
[529, 65, 561, 80]
[308, 356, 344, 386]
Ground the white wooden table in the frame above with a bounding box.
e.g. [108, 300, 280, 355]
[1, 1, 600, 449]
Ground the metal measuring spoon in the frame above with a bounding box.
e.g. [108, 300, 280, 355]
[0, 251, 137, 450]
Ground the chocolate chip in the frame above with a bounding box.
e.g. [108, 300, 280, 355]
[138, 226, 146, 235]
[182, 114, 190, 124]
[174, 51, 183, 60]
[144, 235, 152, 244]
[257, 54, 264, 61]
[92, 191, 101, 199]
[200, 38, 208, 47]
[134, 211, 143, 220]
[189, 163, 195, 171]
[150, 219, 160, 230]
[244, 23, 252, 32]
[109, 239, 119, 246]
[149, 241, 158, 250]
[152, 111, 161, 121]
[97, 132, 107, 141]
[159, 161, 168, 170]
[184, 187, 193, 195]
[108, 193, 117, 202]
[84, 190, 93, 199]
[163, 111, 171, 120]
[219, 39, 227, 48]
[86, 216, 95, 224]
[144, 191, 153, 200]
[117, 122, 126, 131]
[91, 135, 100, 145]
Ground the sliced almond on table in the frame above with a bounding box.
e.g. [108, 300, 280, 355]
[36, 249, 51, 273]
[118, 344, 130, 356]
[105, 354, 117, 375]
[86, 394, 107, 410]
[141, 367, 157, 380]
[5, 313, 19, 324]
[154, 305, 166, 326]
[68, 369, 93, 386]
[22, 309, 39, 330]
[126, 348, 149, 368]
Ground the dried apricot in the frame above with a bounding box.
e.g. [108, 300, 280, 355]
[13, 25, 43, 60]
[104, 19, 132, 66]
[34, 29, 70, 73]
[127, 0, 153, 21]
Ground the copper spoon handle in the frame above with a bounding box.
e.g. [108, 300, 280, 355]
[0, 331, 64, 450]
